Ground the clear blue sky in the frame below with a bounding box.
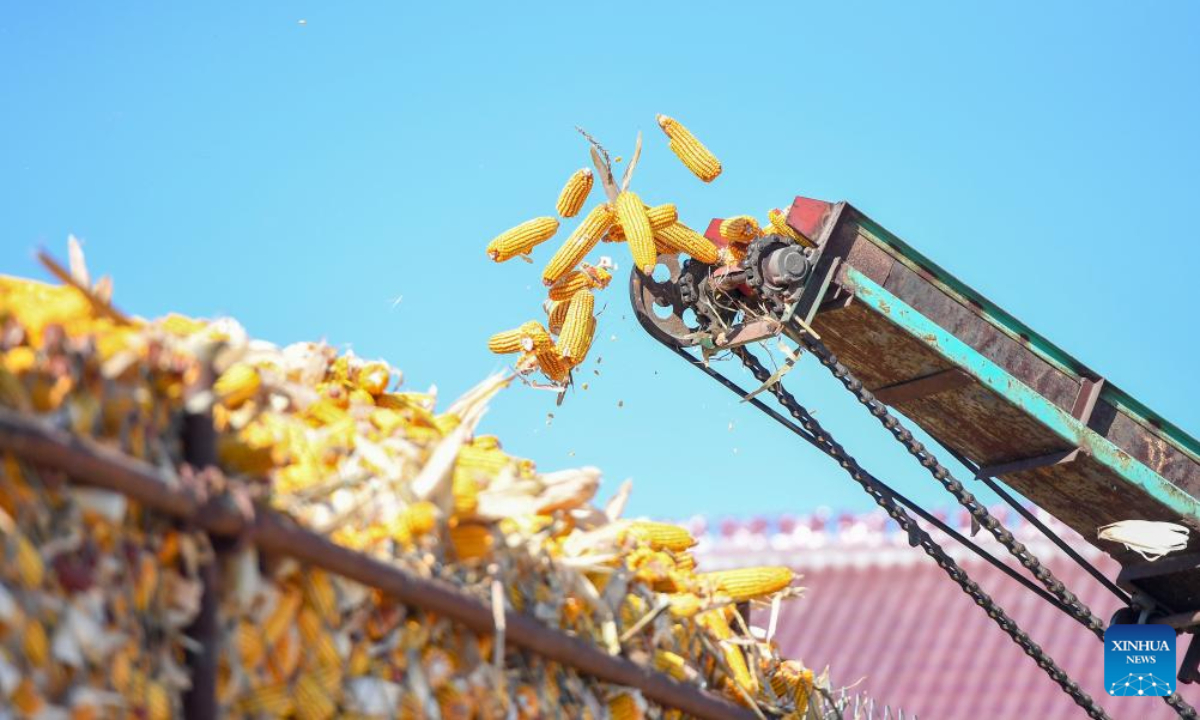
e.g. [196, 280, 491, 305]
[3, 2, 1197, 521]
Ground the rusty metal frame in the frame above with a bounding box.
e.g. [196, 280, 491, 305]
[0, 408, 757, 720]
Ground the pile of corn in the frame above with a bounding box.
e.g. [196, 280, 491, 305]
[484, 115, 816, 388]
[0, 252, 825, 718]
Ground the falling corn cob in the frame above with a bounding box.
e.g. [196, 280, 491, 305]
[487, 217, 561, 262]
[535, 347, 573, 383]
[544, 299, 570, 335]
[542, 203, 615, 285]
[605, 203, 678, 242]
[488, 321, 554, 354]
[719, 216, 762, 244]
[557, 289, 596, 361]
[699, 565, 794, 602]
[657, 114, 722, 182]
[769, 660, 815, 713]
[654, 223, 720, 265]
[621, 521, 697, 552]
[615, 192, 657, 274]
[767, 208, 813, 247]
[547, 263, 613, 301]
[555, 168, 593, 218]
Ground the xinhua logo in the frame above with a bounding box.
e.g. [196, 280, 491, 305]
[1105, 623, 1176, 696]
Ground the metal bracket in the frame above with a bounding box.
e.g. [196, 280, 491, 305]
[974, 448, 1081, 479]
[872, 368, 974, 406]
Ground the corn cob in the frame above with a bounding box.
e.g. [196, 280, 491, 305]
[657, 114, 722, 182]
[699, 565, 794, 602]
[213, 363, 261, 409]
[668, 592, 703, 618]
[770, 660, 814, 712]
[387, 500, 438, 544]
[542, 203, 614, 285]
[767, 208, 813, 247]
[536, 346, 573, 382]
[449, 522, 493, 561]
[606, 203, 679, 243]
[654, 222, 720, 265]
[547, 264, 613, 301]
[488, 321, 554, 354]
[621, 520, 697, 551]
[358, 361, 391, 395]
[544, 299, 570, 334]
[608, 692, 644, 720]
[24, 619, 49, 667]
[237, 620, 265, 667]
[263, 586, 303, 645]
[15, 533, 44, 588]
[615, 191, 657, 274]
[486, 217, 560, 262]
[698, 608, 759, 696]
[555, 168, 593, 218]
[654, 650, 691, 682]
[557, 289, 595, 361]
[719, 215, 762, 244]
[238, 683, 294, 716]
[294, 672, 337, 720]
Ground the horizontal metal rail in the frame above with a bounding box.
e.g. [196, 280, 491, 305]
[0, 407, 757, 720]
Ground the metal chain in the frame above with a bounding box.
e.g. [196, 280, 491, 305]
[789, 329, 1198, 719]
[729, 344, 1112, 719]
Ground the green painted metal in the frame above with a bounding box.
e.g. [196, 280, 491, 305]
[853, 216, 1200, 468]
[842, 266, 1200, 523]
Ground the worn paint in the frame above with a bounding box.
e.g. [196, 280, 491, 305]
[843, 266, 1200, 524]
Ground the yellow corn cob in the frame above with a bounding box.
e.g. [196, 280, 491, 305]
[622, 521, 697, 551]
[719, 215, 762, 244]
[134, 552, 158, 611]
[452, 467, 480, 516]
[606, 203, 679, 242]
[657, 114, 722, 182]
[214, 363, 261, 409]
[135, 680, 171, 720]
[654, 650, 691, 681]
[557, 289, 596, 361]
[387, 500, 438, 544]
[536, 346, 573, 382]
[12, 677, 43, 715]
[437, 684, 475, 720]
[674, 552, 697, 572]
[294, 673, 337, 720]
[15, 533, 44, 588]
[719, 243, 747, 266]
[698, 609, 759, 696]
[555, 168, 593, 218]
[358, 361, 391, 395]
[654, 222, 720, 265]
[615, 192, 657, 274]
[668, 592, 703, 618]
[238, 683, 294, 716]
[488, 321, 553, 354]
[263, 586, 303, 645]
[545, 299, 570, 334]
[547, 264, 613, 301]
[770, 660, 815, 712]
[699, 565, 794, 602]
[486, 217, 560, 262]
[24, 619, 48, 667]
[304, 569, 339, 624]
[608, 692, 644, 720]
[269, 626, 303, 681]
[543, 203, 615, 285]
[472, 434, 501, 450]
[449, 522, 493, 561]
[767, 207, 813, 247]
[237, 620, 265, 667]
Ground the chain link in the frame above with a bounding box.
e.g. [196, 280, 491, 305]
[729, 344, 1113, 719]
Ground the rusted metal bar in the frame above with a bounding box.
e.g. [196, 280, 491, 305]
[1071, 377, 1106, 424]
[974, 448, 1080, 480]
[871, 368, 974, 407]
[181, 379, 220, 720]
[0, 408, 757, 720]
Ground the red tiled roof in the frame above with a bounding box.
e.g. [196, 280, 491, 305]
[686, 510, 1199, 719]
